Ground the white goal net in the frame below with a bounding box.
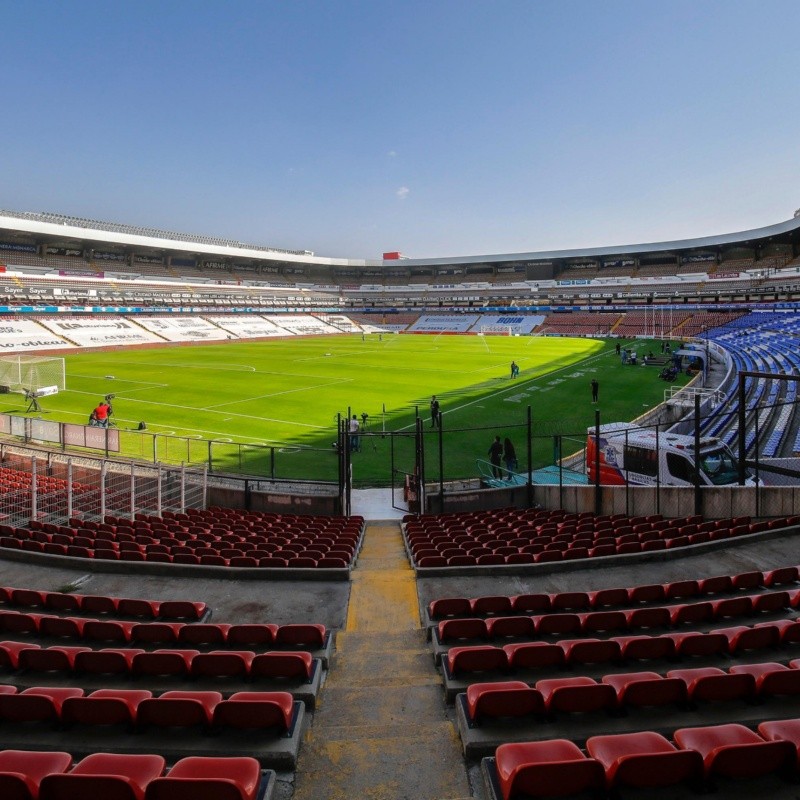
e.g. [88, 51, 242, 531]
[479, 324, 516, 336]
[0, 356, 66, 393]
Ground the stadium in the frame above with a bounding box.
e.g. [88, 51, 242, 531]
[0, 203, 800, 800]
[5, 1, 800, 796]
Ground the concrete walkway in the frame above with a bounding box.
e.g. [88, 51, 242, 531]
[292, 521, 471, 800]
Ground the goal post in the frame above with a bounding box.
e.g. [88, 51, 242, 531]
[479, 324, 515, 336]
[0, 355, 66, 394]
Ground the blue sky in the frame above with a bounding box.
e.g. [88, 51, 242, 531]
[1, 1, 798, 259]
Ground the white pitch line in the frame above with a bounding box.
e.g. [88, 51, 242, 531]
[204, 377, 353, 409]
[394, 347, 611, 432]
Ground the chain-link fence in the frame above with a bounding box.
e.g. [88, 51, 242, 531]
[0, 412, 338, 482]
[407, 395, 800, 519]
[0, 444, 207, 527]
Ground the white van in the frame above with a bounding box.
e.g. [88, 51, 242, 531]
[586, 422, 755, 487]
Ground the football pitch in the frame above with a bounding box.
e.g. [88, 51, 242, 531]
[0, 334, 687, 485]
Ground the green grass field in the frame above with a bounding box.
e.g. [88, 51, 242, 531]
[0, 335, 688, 486]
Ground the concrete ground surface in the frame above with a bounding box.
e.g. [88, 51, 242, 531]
[1, 512, 800, 799]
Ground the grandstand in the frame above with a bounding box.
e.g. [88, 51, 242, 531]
[2, 209, 800, 800]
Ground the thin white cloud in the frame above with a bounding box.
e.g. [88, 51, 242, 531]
[387, 150, 397, 157]
[396, 186, 410, 200]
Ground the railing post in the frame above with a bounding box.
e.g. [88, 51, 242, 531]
[594, 409, 602, 516]
[738, 372, 746, 485]
[438, 418, 444, 502]
[526, 405, 532, 508]
[100, 460, 107, 522]
[67, 458, 73, 522]
[180, 463, 186, 513]
[130, 462, 136, 520]
[31, 456, 37, 523]
[156, 463, 163, 516]
[694, 394, 702, 516]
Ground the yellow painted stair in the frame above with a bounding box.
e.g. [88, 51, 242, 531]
[292, 522, 472, 800]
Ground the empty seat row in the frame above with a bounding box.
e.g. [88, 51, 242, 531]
[409, 511, 799, 569]
[0, 535, 353, 568]
[0, 613, 326, 649]
[0, 683, 295, 733]
[0, 587, 207, 620]
[428, 566, 800, 620]
[31, 524, 361, 550]
[445, 620, 800, 677]
[465, 660, 800, 723]
[411, 519, 796, 567]
[0, 640, 316, 681]
[436, 591, 795, 644]
[487, 720, 800, 800]
[0, 749, 264, 800]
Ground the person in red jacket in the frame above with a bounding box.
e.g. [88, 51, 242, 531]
[93, 400, 110, 428]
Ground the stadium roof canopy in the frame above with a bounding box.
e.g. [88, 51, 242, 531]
[1, 209, 799, 269]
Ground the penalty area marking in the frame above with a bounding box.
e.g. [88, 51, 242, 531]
[279, 447, 301, 453]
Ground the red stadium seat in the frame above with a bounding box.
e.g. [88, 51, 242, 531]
[613, 634, 675, 662]
[471, 596, 513, 616]
[137, 690, 222, 728]
[0, 686, 83, 724]
[534, 613, 581, 637]
[580, 611, 627, 634]
[493, 740, 604, 800]
[535, 676, 616, 714]
[588, 588, 628, 608]
[62, 689, 153, 727]
[485, 616, 536, 640]
[177, 624, 230, 646]
[665, 631, 728, 658]
[465, 681, 545, 723]
[250, 651, 314, 681]
[227, 623, 279, 647]
[586, 730, 702, 789]
[669, 601, 713, 627]
[503, 642, 565, 670]
[130, 623, 183, 645]
[626, 607, 671, 630]
[144, 755, 262, 800]
[550, 592, 590, 611]
[157, 601, 207, 620]
[602, 671, 687, 708]
[510, 594, 551, 613]
[711, 623, 781, 653]
[212, 691, 294, 731]
[132, 650, 198, 678]
[191, 651, 254, 679]
[730, 662, 800, 697]
[83, 620, 135, 644]
[446, 645, 508, 676]
[75, 648, 143, 676]
[560, 638, 621, 666]
[0, 749, 73, 800]
[19, 645, 91, 674]
[276, 623, 326, 647]
[758, 718, 800, 768]
[40, 752, 166, 800]
[667, 666, 755, 703]
[437, 618, 488, 643]
[673, 723, 793, 779]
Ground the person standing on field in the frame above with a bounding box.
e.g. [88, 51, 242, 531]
[430, 395, 440, 428]
[503, 437, 518, 478]
[488, 435, 503, 478]
[591, 378, 599, 403]
[349, 414, 360, 452]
